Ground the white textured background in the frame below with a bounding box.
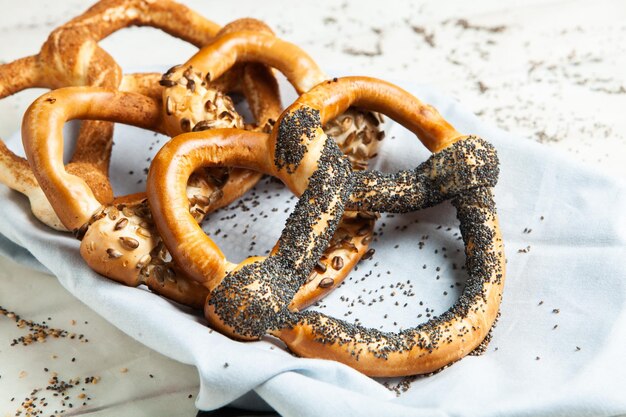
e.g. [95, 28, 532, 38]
[0, 1, 625, 415]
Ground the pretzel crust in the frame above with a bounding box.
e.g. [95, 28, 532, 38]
[163, 30, 327, 100]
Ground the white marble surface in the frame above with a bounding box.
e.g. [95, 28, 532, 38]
[0, 0, 624, 415]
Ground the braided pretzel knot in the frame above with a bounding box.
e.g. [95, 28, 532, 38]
[0, 0, 268, 230]
[149, 77, 504, 376]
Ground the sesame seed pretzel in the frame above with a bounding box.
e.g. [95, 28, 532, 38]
[148, 76, 504, 377]
[20, 84, 278, 308]
[0, 0, 272, 231]
[160, 29, 384, 171]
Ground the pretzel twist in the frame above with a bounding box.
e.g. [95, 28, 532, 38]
[148, 76, 504, 376]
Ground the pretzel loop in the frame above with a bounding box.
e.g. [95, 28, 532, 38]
[277, 186, 504, 377]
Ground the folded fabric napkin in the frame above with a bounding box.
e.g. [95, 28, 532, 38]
[1, 80, 625, 417]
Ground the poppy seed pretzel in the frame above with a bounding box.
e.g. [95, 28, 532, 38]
[270, 77, 504, 376]
[20, 87, 274, 308]
[148, 76, 504, 377]
[0, 0, 259, 231]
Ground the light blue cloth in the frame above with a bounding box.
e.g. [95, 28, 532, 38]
[1, 81, 625, 417]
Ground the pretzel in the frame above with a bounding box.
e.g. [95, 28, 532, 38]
[159, 29, 384, 171]
[148, 77, 504, 376]
[21, 86, 272, 308]
[0, 0, 262, 230]
[147, 128, 372, 311]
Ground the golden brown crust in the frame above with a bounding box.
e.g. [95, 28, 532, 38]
[216, 18, 275, 37]
[280, 77, 462, 153]
[148, 130, 272, 285]
[0, 56, 43, 97]
[212, 19, 282, 133]
[165, 30, 326, 97]
[120, 73, 163, 101]
[162, 69, 245, 134]
[240, 63, 282, 133]
[0, 141, 66, 230]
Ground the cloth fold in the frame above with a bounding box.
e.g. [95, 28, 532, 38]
[1, 80, 624, 417]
